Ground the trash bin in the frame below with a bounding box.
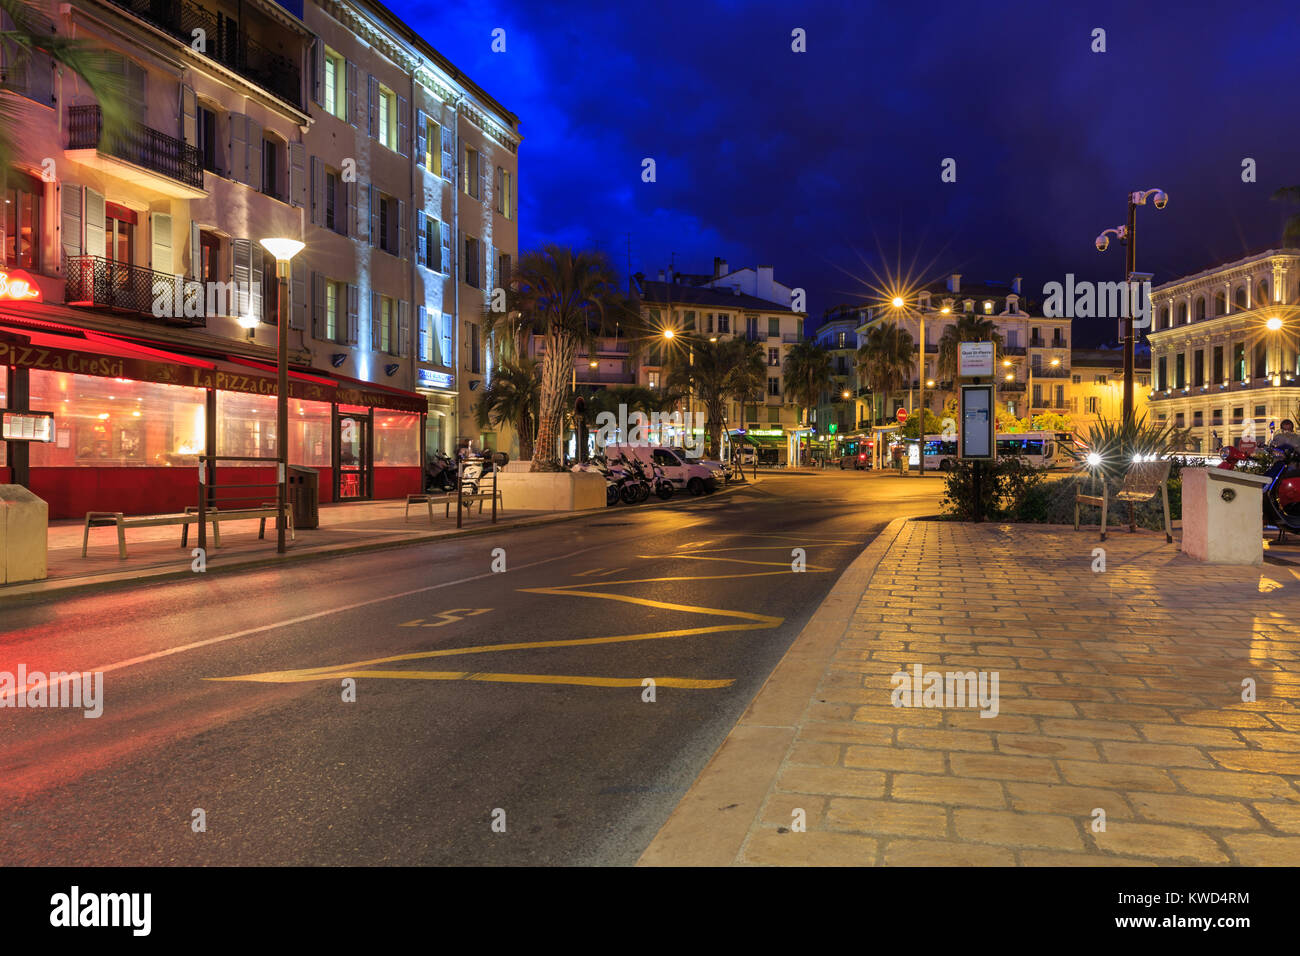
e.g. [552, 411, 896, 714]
[287, 466, 319, 529]
[1181, 467, 1271, 565]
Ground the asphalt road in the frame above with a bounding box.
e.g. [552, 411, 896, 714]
[0, 471, 943, 866]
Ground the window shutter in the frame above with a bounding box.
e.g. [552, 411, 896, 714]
[396, 199, 406, 259]
[353, 180, 366, 240]
[368, 186, 379, 247]
[181, 84, 197, 147]
[397, 94, 409, 156]
[246, 118, 263, 193]
[310, 156, 322, 225]
[370, 290, 380, 351]
[291, 257, 306, 330]
[398, 301, 410, 357]
[150, 213, 174, 274]
[462, 147, 470, 194]
[495, 166, 503, 214]
[312, 40, 324, 105]
[250, 246, 264, 323]
[441, 126, 453, 179]
[127, 59, 146, 103]
[289, 143, 306, 208]
[415, 212, 426, 267]
[346, 60, 359, 126]
[440, 221, 451, 273]
[346, 284, 359, 345]
[366, 74, 377, 138]
[229, 114, 248, 184]
[312, 271, 325, 337]
[418, 305, 429, 362]
[480, 158, 488, 204]
[345, 179, 357, 237]
[414, 110, 426, 166]
[231, 238, 251, 317]
[60, 183, 83, 261]
[84, 187, 106, 259]
[190, 221, 200, 279]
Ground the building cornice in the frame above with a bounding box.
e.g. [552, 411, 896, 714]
[1151, 249, 1300, 299]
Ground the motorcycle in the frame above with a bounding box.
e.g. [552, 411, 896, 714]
[572, 456, 622, 506]
[1218, 442, 1300, 540]
[425, 451, 458, 492]
[618, 455, 652, 504]
[459, 454, 497, 506]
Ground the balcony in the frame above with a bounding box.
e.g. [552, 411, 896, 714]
[576, 370, 636, 385]
[66, 105, 204, 197]
[1033, 367, 1071, 379]
[999, 380, 1026, 393]
[65, 256, 207, 328]
[106, 0, 302, 110]
[1002, 345, 1027, 356]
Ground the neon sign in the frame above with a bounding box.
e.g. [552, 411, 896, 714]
[0, 270, 41, 300]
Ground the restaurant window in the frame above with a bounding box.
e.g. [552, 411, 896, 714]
[216, 392, 332, 467]
[3, 170, 42, 270]
[26, 371, 206, 467]
[373, 411, 419, 466]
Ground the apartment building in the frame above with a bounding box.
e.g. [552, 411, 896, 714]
[1067, 347, 1151, 432]
[812, 307, 864, 438]
[633, 257, 806, 463]
[0, 0, 518, 517]
[854, 274, 1073, 424]
[1147, 249, 1300, 453]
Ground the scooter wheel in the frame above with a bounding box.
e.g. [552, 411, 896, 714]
[620, 485, 640, 504]
[656, 483, 674, 500]
[607, 486, 619, 506]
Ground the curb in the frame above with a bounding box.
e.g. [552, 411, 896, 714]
[637, 515, 910, 866]
[0, 479, 755, 606]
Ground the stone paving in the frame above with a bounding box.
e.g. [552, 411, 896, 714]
[645, 520, 1300, 866]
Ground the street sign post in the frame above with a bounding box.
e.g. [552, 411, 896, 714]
[896, 408, 907, 424]
[958, 342, 995, 378]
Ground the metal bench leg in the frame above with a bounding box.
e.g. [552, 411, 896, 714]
[212, 520, 221, 548]
[82, 515, 92, 558]
[1162, 483, 1173, 544]
[258, 517, 267, 540]
[116, 519, 127, 560]
[1073, 499, 1080, 532]
[1099, 487, 1108, 543]
[181, 521, 189, 548]
[405, 500, 411, 521]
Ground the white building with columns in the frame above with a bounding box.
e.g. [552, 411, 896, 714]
[1147, 249, 1300, 452]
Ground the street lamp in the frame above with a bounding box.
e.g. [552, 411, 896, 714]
[663, 327, 694, 441]
[1096, 187, 1168, 425]
[890, 294, 925, 477]
[258, 238, 305, 554]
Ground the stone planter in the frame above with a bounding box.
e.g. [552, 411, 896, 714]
[494, 471, 606, 512]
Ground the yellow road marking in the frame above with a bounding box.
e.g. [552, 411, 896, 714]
[639, 553, 832, 570]
[398, 608, 492, 628]
[211, 669, 732, 689]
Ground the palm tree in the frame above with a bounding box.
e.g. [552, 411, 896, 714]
[937, 313, 1005, 383]
[782, 340, 833, 429]
[1, 1, 129, 174]
[1271, 186, 1300, 246]
[665, 337, 764, 457]
[475, 358, 540, 462]
[484, 246, 640, 471]
[856, 322, 914, 424]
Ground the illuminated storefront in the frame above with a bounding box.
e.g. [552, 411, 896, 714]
[0, 316, 425, 518]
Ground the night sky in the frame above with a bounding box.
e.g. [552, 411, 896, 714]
[395, 0, 1300, 344]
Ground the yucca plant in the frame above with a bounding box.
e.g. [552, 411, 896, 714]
[1071, 414, 1193, 485]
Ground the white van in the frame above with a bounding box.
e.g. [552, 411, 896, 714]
[607, 444, 717, 495]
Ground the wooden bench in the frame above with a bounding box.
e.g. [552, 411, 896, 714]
[405, 493, 454, 521]
[83, 504, 293, 559]
[1075, 459, 1173, 543]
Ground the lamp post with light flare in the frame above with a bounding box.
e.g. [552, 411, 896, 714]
[259, 237, 305, 554]
[890, 295, 925, 476]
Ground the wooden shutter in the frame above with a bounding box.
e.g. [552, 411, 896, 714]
[291, 257, 306, 330]
[441, 126, 453, 179]
[150, 213, 173, 274]
[346, 284, 359, 345]
[366, 74, 377, 138]
[398, 301, 410, 357]
[480, 157, 488, 203]
[343, 178, 354, 238]
[417, 305, 429, 362]
[369, 290, 380, 351]
[246, 118, 263, 193]
[84, 187, 106, 259]
[354, 182, 367, 241]
[397, 95, 409, 156]
[310, 156, 323, 225]
[289, 143, 306, 208]
[127, 59, 146, 104]
[415, 211, 426, 267]
[396, 200, 406, 259]
[60, 183, 82, 261]
[312, 39, 324, 105]
[369, 187, 379, 247]
[250, 246, 263, 323]
[181, 84, 197, 147]
[231, 238, 251, 318]
[229, 114, 248, 184]
[346, 61, 359, 126]
[440, 221, 451, 274]
[190, 221, 200, 279]
[312, 271, 325, 337]
[414, 109, 426, 166]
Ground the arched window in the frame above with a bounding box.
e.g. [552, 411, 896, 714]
[1234, 286, 1247, 309]
[1177, 301, 1188, 324]
[1159, 306, 1170, 330]
[1213, 292, 1226, 316]
[1195, 296, 1206, 320]
[1257, 280, 1269, 305]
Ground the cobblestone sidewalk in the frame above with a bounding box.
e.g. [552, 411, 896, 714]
[642, 520, 1300, 865]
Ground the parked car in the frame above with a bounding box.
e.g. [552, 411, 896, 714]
[838, 450, 870, 470]
[670, 446, 731, 483]
[608, 444, 717, 495]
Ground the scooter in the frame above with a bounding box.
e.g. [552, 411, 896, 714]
[618, 455, 652, 504]
[572, 457, 621, 506]
[425, 451, 458, 492]
[1218, 443, 1300, 540]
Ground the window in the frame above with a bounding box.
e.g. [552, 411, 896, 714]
[419, 308, 434, 362]
[1072, 374, 1082, 385]
[261, 135, 282, 200]
[1231, 407, 1244, 424]
[322, 48, 345, 120]
[199, 231, 222, 284]
[105, 204, 134, 266]
[1193, 350, 1204, 387]
[324, 169, 345, 234]
[746, 316, 760, 341]
[261, 250, 278, 323]
[705, 314, 713, 333]
[1175, 354, 1185, 388]
[376, 295, 394, 353]
[1175, 413, 1185, 428]
[378, 194, 396, 254]
[1212, 409, 1222, 425]
[1155, 358, 1165, 390]
[984, 300, 993, 314]
[1086, 397, 1099, 414]
[377, 86, 396, 150]
[1193, 411, 1204, 427]
[3, 171, 42, 270]
[197, 105, 219, 173]
[1093, 374, 1107, 384]
[717, 313, 730, 333]
[464, 236, 480, 287]
[421, 214, 440, 271]
[837, 331, 846, 348]
[465, 321, 481, 373]
[1213, 346, 1224, 383]
[767, 377, 780, 396]
[768, 347, 779, 366]
[1255, 404, 1266, 418]
[324, 280, 343, 341]
[1254, 342, 1267, 379]
[768, 317, 780, 337]
[1054, 385, 1064, 407]
[495, 166, 511, 218]
[424, 116, 440, 174]
[683, 310, 696, 332]
[497, 252, 511, 289]
[1234, 342, 1246, 381]
[464, 147, 480, 199]
[768, 407, 780, 424]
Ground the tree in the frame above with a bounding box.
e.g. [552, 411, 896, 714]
[475, 358, 540, 462]
[782, 340, 833, 429]
[1271, 186, 1300, 246]
[484, 246, 640, 471]
[937, 313, 1005, 383]
[666, 337, 764, 457]
[856, 322, 914, 424]
[1, 1, 129, 173]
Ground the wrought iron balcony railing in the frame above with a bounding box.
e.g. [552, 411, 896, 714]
[67, 105, 203, 190]
[106, 0, 302, 109]
[65, 256, 207, 328]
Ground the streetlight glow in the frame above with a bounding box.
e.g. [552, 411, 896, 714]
[258, 238, 305, 262]
[1266, 316, 1283, 331]
[662, 329, 675, 339]
[891, 296, 904, 308]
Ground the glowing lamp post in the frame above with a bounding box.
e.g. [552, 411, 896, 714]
[259, 237, 305, 554]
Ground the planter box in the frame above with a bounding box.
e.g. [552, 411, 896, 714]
[494, 471, 606, 512]
[0, 485, 48, 584]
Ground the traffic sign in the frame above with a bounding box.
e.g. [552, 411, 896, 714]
[896, 408, 908, 424]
